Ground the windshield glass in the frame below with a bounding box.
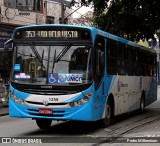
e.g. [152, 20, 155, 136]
[11, 44, 92, 85]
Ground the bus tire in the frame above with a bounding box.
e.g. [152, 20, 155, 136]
[36, 119, 52, 129]
[139, 93, 145, 113]
[101, 100, 113, 128]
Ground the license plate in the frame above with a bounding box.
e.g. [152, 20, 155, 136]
[39, 109, 53, 115]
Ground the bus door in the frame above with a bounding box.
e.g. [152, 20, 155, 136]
[93, 36, 105, 120]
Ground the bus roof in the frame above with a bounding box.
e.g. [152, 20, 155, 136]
[14, 24, 155, 53]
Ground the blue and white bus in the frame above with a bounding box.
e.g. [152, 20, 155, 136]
[4, 24, 157, 129]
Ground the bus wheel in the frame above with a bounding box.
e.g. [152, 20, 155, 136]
[101, 100, 113, 127]
[140, 95, 145, 113]
[36, 119, 52, 129]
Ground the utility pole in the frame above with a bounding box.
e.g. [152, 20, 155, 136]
[61, 0, 65, 24]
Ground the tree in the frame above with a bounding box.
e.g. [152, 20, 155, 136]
[71, 0, 160, 42]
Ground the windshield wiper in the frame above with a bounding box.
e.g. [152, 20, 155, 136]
[55, 43, 72, 62]
[29, 42, 42, 64]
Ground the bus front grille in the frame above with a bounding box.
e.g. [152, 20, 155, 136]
[21, 89, 77, 95]
[26, 101, 68, 106]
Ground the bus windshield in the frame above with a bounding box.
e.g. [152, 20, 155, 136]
[11, 43, 92, 85]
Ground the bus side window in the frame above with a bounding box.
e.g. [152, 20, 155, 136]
[127, 46, 135, 75]
[135, 49, 142, 76]
[117, 43, 126, 75]
[106, 39, 117, 75]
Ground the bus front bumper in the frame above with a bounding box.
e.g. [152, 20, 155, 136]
[9, 99, 94, 121]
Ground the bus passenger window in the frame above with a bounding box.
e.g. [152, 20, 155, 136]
[119, 61, 126, 75]
[117, 43, 126, 75]
[106, 39, 117, 75]
[126, 47, 134, 75]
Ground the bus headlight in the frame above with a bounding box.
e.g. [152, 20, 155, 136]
[83, 95, 90, 101]
[77, 100, 83, 105]
[69, 92, 92, 107]
[10, 92, 26, 105]
[69, 102, 75, 107]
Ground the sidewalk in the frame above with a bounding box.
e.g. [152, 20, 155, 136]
[0, 106, 8, 116]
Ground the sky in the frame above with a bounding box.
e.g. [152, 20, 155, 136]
[72, 6, 93, 18]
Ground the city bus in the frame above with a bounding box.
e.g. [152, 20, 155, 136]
[4, 24, 157, 129]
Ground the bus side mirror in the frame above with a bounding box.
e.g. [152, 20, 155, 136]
[95, 49, 104, 75]
[3, 39, 13, 65]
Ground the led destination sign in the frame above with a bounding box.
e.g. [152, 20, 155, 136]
[14, 27, 91, 40]
[25, 30, 78, 38]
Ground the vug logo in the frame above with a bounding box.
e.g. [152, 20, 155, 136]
[2, 138, 12, 143]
